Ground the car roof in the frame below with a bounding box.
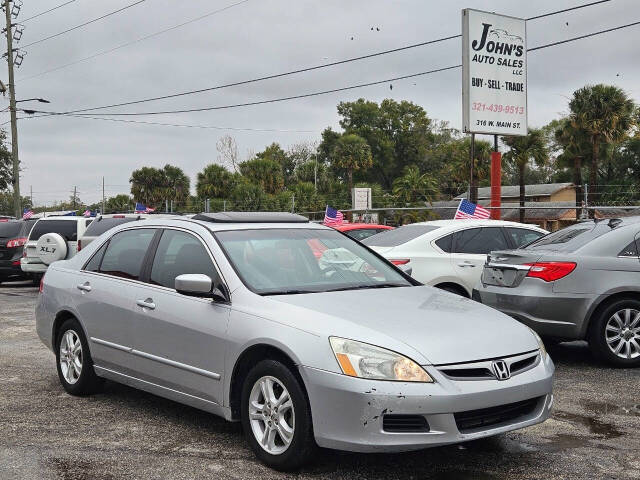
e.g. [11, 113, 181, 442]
[406, 219, 547, 232]
[35, 216, 87, 221]
[334, 224, 392, 231]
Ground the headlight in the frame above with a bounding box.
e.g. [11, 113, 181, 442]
[329, 337, 433, 382]
[528, 327, 547, 360]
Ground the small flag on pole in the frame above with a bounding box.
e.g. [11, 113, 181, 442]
[83, 209, 91, 217]
[323, 205, 344, 226]
[454, 199, 491, 219]
[135, 202, 155, 213]
[22, 207, 34, 220]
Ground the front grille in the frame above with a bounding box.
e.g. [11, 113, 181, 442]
[382, 415, 430, 433]
[440, 367, 493, 379]
[510, 355, 538, 374]
[454, 397, 541, 433]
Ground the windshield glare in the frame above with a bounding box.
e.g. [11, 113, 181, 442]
[215, 228, 412, 295]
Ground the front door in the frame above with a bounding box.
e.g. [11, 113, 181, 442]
[130, 228, 230, 406]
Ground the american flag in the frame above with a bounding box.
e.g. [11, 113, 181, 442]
[83, 209, 91, 217]
[324, 205, 344, 226]
[454, 199, 491, 219]
[135, 202, 155, 213]
[22, 207, 34, 220]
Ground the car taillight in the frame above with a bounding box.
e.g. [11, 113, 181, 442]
[77, 239, 82, 251]
[6, 237, 27, 248]
[112, 215, 125, 218]
[389, 259, 410, 265]
[524, 262, 576, 282]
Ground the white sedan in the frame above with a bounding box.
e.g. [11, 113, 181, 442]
[363, 219, 547, 297]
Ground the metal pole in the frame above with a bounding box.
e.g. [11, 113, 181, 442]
[73, 186, 77, 209]
[102, 177, 105, 214]
[490, 134, 502, 220]
[165, 199, 168, 213]
[30, 185, 32, 206]
[223, 200, 226, 212]
[291, 195, 295, 213]
[5, 1, 21, 218]
[468, 133, 475, 202]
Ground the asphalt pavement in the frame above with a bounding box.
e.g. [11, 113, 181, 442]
[1, 280, 639, 480]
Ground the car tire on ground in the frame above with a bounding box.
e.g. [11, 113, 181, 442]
[55, 318, 103, 395]
[589, 298, 640, 367]
[240, 359, 316, 471]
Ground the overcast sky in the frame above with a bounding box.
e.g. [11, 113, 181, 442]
[3, 0, 639, 206]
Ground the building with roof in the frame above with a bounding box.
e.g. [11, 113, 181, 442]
[455, 183, 576, 204]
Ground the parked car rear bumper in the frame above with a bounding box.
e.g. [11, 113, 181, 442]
[299, 357, 554, 453]
[473, 285, 593, 339]
[0, 257, 29, 279]
[20, 259, 48, 274]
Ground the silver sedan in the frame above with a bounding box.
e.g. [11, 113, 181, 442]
[36, 213, 554, 470]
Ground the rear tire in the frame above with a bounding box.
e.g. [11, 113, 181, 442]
[588, 298, 640, 367]
[240, 359, 316, 471]
[55, 318, 103, 395]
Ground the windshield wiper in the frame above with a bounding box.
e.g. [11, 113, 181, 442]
[261, 289, 321, 296]
[324, 283, 408, 293]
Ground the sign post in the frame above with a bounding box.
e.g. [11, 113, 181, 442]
[462, 9, 527, 219]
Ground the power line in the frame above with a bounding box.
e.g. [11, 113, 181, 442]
[21, 1, 78, 23]
[23, 0, 612, 113]
[20, 0, 148, 49]
[23, 18, 640, 119]
[17, 0, 252, 81]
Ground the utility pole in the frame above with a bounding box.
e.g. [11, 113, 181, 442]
[29, 185, 32, 206]
[102, 177, 105, 214]
[73, 186, 77, 209]
[4, 0, 20, 218]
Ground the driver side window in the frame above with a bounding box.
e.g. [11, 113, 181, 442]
[149, 229, 219, 289]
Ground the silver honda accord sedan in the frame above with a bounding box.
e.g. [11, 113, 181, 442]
[35, 212, 554, 470]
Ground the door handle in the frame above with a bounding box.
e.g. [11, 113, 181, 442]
[136, 298, 156, 310]
[457, 262, 477, 268]
[77, 282, 92, 292]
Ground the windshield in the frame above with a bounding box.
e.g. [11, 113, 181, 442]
[0, 222, 23, 239]
[215, 228, 413, 295]
[362, 224, 439, 247]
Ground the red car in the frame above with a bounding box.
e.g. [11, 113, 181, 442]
[334, 223, 394, 241]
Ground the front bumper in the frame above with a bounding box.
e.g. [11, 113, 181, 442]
[299, 355, 554, 452]
[474, 285, 593, 339]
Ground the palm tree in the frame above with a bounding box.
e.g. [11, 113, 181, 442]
[196, 164, 234, 199]
[554, 118, 590, 217]
[569, 84, 635, 207]
[392, 165, 439, 205]
[331, 134, 373, 192]
[502, 129, 548, 223]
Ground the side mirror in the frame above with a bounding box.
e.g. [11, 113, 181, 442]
[397, 264, 412, 276]
[175, 274, 229, 302]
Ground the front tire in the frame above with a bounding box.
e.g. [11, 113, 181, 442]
[55, 318, 103, 395]
[240, 359, 316, 471]
[589, 298, 640, 367]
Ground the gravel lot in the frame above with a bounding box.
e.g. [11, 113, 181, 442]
[1, 280, 639, 480]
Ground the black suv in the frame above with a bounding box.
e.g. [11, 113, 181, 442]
[0, 219, 36, 283]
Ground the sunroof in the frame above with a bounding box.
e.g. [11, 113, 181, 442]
[192, 212, 309, 223]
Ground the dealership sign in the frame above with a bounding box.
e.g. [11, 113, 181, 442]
[462, 9, 527, 136]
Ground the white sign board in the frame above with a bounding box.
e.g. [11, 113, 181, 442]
[351, 188, 372, 210]
[462, 9, 527, 136]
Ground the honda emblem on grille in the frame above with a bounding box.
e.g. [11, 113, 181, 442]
[491, 360, 511, 380]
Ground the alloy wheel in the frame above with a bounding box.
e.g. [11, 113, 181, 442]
[59, 329, 83, 384]
[248, 375, 295, 455]
[605, 308, 640, 359]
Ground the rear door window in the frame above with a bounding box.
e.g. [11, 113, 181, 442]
[149, 229, 218, 289]
[84, 217, 143, 237]
[506, 227, 545, 248]
[362, 225, 440, 247]
[28, 220, 79, 242]
[99, 229, 156, 280]
[83, 241, 109, 272]
[453, 227, 509, 254]
[618, 241, 639, 258]
[434, 233, 454, 253]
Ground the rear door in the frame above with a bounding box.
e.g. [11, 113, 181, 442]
[75, 228, 157, 375]
[129, 228, 230, 405]
[452, 227, 511, 292]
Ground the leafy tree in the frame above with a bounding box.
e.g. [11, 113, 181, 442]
[331, 134, 372, 192]
[161, 164, 190, 205]
[569, 84, 635, 205]
[0, 192, 30, 216]
[239, 157, 284, 194]
[0, 130, 11, 191]
[130, 166, 165, 206]
[392, 165, 439, 205]
[334, 98, 433, 188]
[230, 179, 265, 211]
[502, 129, 549, 222]
[105, 194, 133, 213]
[196, 164, 234, 199]
[255, 143, 295, 182]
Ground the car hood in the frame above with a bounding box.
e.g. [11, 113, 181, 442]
[270, 286, 538, 365]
